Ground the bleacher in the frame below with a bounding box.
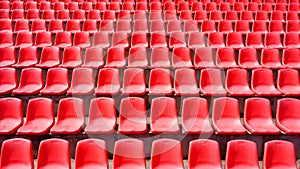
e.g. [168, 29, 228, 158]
[0, 0, 300, 168]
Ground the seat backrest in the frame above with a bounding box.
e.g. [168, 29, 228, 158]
[200, 68, 224, 87]
[25, 97, 54, 123]
[19, 68, 43, 86]
[97, 68, 120, 87]
[150, 68, 172, 86]
[213, 97, 240, 120]
[0, 97, 22, 121]
[278, 68, 300, 88]
[151, 97, 177, 120]
[226, 68, 249, 87]
[182, 97, 209, 121]
[89, 97, 116, 121]
[71, 68, 94, 85]
[276, 98, 300, 121]
[251, 68, 275, 87]
[123, 68, 145, 87]
[174, 68, 197, 87]
[57, 98, 85, 122]
[244, 97, 272, 119]
[0, 67, 16, 86]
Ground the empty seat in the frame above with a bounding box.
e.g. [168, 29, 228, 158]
[200, 68, 226, 96]
[131, 33, 148, 48]
[68, 2, 79, 11]
[182, 98, 213, 134]
[263, 140, 297, 169]
[35, 31, 52, 48]
[286, 21, 300, 33]
[42, 10, 55, 21]
[194, 10, 208, 22]
[261, 48, 283, 69]
[116, 20, 131, 33]
[122, 68, 146, 96]
[113, 139, 146, 169]
[87, 10, 101, 21]
[0, 47, 15, 68]
[212, 97, 247, 134]
[151, 139, 184, 169]
[174, 68, 198, 95]
[13, 68, 43, 95]
[75, 139, 108, 169]
[150, 97, 180, 133]
[37, 139, 71, 169]
[66, 20, 81, 33]
[50, 98, 85, 134]
[150, 47, 171, 68]
[57, 10, 70, 21]
[169, 32, 186, 49]
[216, 48, 238, 69]
[193, 47, 215, 68]
[218, 20, 233, 33]
[277, 69, 300, 96]
[0, 19, 12, 32]
[55, 32, 72, 48]
[149, 68, 172, 95]
[93, 32, 110, 48]
[246, 32, 264, 49]
[82, 47, 104, 68]
[49, 20, 63, 33]
[112, 32, 129, 48]
[202, 20, 216, 33]
[118, 98, 147, 134]
[85, 98, 116, 134]
[172, 47, 192, 68]
[244, 98, 281, 134]
[11, 9, 25, 21]
[225, 68, 254, 96]
[0, 138, 33, 168]
[0, 98, 23, 134]
[151, 33, 168, 48]
[226, 32, 244, 48]
[225, 11, 238, 21]
[225, 140, 260, 169]
[208, 32, 225, 48]
[188, 139, 222, 169]
[184, 20, 198, 33]
[150, 11, 163, 21]
[26, 9, 40, 21]
[282, 48, 300, 69]
[36, 46, 60, 68]
[13, 47, 38, 68]
[133, 20, 148, 33]
[252, 20, 268, 33]
[188, 32, 206, 49]
[0, 9, 9, 19]
[238, 47, 261, 69]
[60, 47, 82, 68]
[265, 32, 283, 48]
[103, 10, 116, 21]
[167, 20, 182, 33]
[106, 47, 126, 68]
[95, 68, 120, 96]
[128, 47, 148, 68]
[17, 98, 54, 135]
[40, 68, 69, 95]
[31, 20, 46, 33]
[235, 20, 251, 34]
[67, 68, 94, 95]
[276, 98, 300, 134]
[73, 32, 91, 48]
[269, 20, 284, 33]
[210, 11, 223, 21]
[284, 32, 300, 48]
[15, 31, 33, 48]
[0, 68, 17, 95]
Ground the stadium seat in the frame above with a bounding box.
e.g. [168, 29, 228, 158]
[122, 68, 146, 95]
[87, 10, 101, 21]
[82, 47, 104, 68]
[225, 68, 254, 96]
[128, 47, 148, 68]
[246, 32, 264, 48]
[282, 48, 300, 69]
[82, 2, 93, 11]
[206, 2, 217, 11]
[226, 32, 244, 48]
[15, 31, 33, 48]
[269, 21, 284, 34]
[265, 32, 283, 48]
[244, 98, 281, 134]
[0, 19, 12, 32]
[200, 68, 226, 96]
[42, 10, 55, 21]
[193, 47, 215, 68]
[240, 11, 254, 22]
[225, 140, 259, 169]
[37, 139, 71, 169]
[13, 68, 43, 95]
[50, 98, 85, 134]
[67, 68, 94, 96]
[263, 140, 297, 169]
[113, 139, 146, 169]
[151, 32, 168, 48]
[31, 20, 46, 33]
[208, 32, 225, 48]
[169, 32, 187, 48]
[11, 9, 25, 21]
[54, 32, 72, 48]
[216, 48, 238, 69]
[0, 47, 15, 68]
[118, 97, 147, 134]
[103, 10, 116, 21]
[286, 11, 299, 21]
[210, 11, 223, 21]
[150, 47, 171, 68]
[150, 11, 163, 21]
[17, 98, 54, 135]
[218, 20, 233, 33]
[49, 20, 64, 33]
[0, 68, 17, 95]
[40, 68, 69, 95]
[0, 138, 33, 168]
[133, 20, 148, 33]
[106, 47, 126, 68]
[93, 32, 110, 48]
[167, 20, 182, 33]
[188, 32, 206, 49]
[122, 2, 134, 12]
[75, 139, 108, 169]
[0, 98, 23, 134]
[251, 68, 282, 96]
[202, 20, 216, 33]
[172, 47, 192, 68]
[238, 47, 261, 69]
[109, 2, 121, 11]
[36, 46, 60, 68]
[66, 20, 81, 33]
[188, 139, 222, 169]
[85, 98, 116, 134]
[150, 97, 180, 133]
[277, 69, 300, 96]
[276, 98, 300, 134]
[95, 2, 107, 11]
[57, 10, 70, 21]
[116, 20, 132, 33]
[151, 139, 184, 169]
[194, 10, 208, 22]
[261, 48, 283, 69]
[73, 32, 91, 48]
[225, 11, 238, 21]
[174, 68, 198, 95]
[212, 97, 247, 134]
[252, 20, 268, 33]
[35, 31, 52, 48]
[180, 10, 193, 21]
[184, 20, 199, 33]
[256, 11, 269, 21]
[149, 68, 172, 95]
[60, 47, 82, 68]
[284, 32, 300, 48]
[112, 32, 129, 48]
[26, 9, 40, 21]
[0, 9, 9, 19]
[181, 98, 213, 134]
[95, 68, 120, 96]
[131, 33, 148, 48]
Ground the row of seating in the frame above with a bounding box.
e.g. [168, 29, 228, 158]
[1, 67, 300, 96]
[1, 1, 299, 13]
[1, 138, 297, 168]
[1, 96, 300, 135]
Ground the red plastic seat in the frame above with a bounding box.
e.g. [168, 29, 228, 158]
[67, 68, 94, 96]
[225, 68, 254, 96]
[37, 139, 71, 169]
[271, 10, 284, 22]
[240, 11, 254, 21]
[32, 20, 46, 34]
[57, 10, 70, 21]
[216, 48, 238, 69]
[257, 9, 270, 20]
[188, 139, 222, 169]
[149, 11, 162, 21]
[11, 9, 25, 21]
[13, 68, 43, 95]
[95, 68, 120, 96]
[136, 2, 148, 11]
[150, 20, 165, 33]
[238, 47, 261, 69]
[68, 2, 79, 11]
[49, 20, 63, 33]
[17, 98, 54, 135]
[87, 10, 101, 21]
[172, 47, 193, 68]
[210, 10, 223, 21]
[35, 31, 52, 48]
[184, 20, 198, 33]
[262, 48, 283, 70]
[103, 10, 116, 21]
[149, 68, 172, 95]
[252, 20, 268, 33]
[233, 2, 245, 11]
[93, 32, 110, 48]
[150, 47, 171, 68]
[0, 47, 15, 67]
[0, 1, 10, 10]
[123, 67, 145, 94]
[288, 3, 299, 11]
[50, 98, 85, 134]
[131, 33, 148, 48]
[236, 21, 251, 34]
[13, 47, 37, 68]
[0, 138, 33, 168]
[82, 2, 93, 11]
[150, 97, 180, 133]
[0, 98, 23, 134]
[75, 139, 108, 169]
[85, 98, 116, 134]
[225, 140, 260, 169]
[151, 139, 183, 169]
[112, 32, 129, 48]
[82, 47, 104, 68]
[251, 68, 282, 96]
[128, 47, 148, 68]
[202, 20, 216, 33]
[95, 2, 107, 11]
[40, 68, 69, 95]
[212, 97, 247, 134]
[122, 2, 134, 12]
[0, 31, 13, 48]
[66, 20, 81, 33]
[179, 10, 192, 21]
[164, 1, 176, 11]
[188, 32, 206, 49]
[169, 32, 186, 49]
[73, 32, 90, 48]
[244, 98, 281, 134]
[206, 2, 217, 11]
[118, 98, 147, 134]
[265, 32, 283, 48]
[167, 20, 181, 34]
[263, 140, 297, 169]
[194, 10, 208, 22]
[53, 2, 65, 11]
[150, 2, 162, 11]
[284, 32, 300, 48]
[246, 32, 264, 48]
[218, 20, 233, 33]
[0, 9, 9, 19]
[286, 11, 299, 21]
[174, 68, 198, 95]
[99, 20, 114, 33]
[181, 98, 213, 134]
[269, 20, 284, 34]
[15, 31, 33, 48]
[0, 19, 12, 32]
[106, 47, 126, 68]
[225, 11, 238, 21]
[286, 21, 300, 33]
[0, 68, 17, 95]
[200, 68, 226, 96]
[41, 10, 55, 21]
[133, 20, 148, 33]
[226, 32, 244, 49]
[109, 2, 121, 11]
[11, 1, 23, 10]
[83, 20, 98, 34]
[55, 32, 72, 48]
[36, 46, 60, 68]
[220, 2, 231, 12]
[13, 16, 27, 30]
[208, 32, 225, 48]
[276, 98, 300, 134]
[275, 3, 286, 11]
[282, 48, 300, 69]
[118, 10, 131, 20]
[193, 47, 215, 68]
[277, 69, 300, 96]
[150, 32, 168, 48]
[60, 47, 82, 68]
[26, 9, 40, 21]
